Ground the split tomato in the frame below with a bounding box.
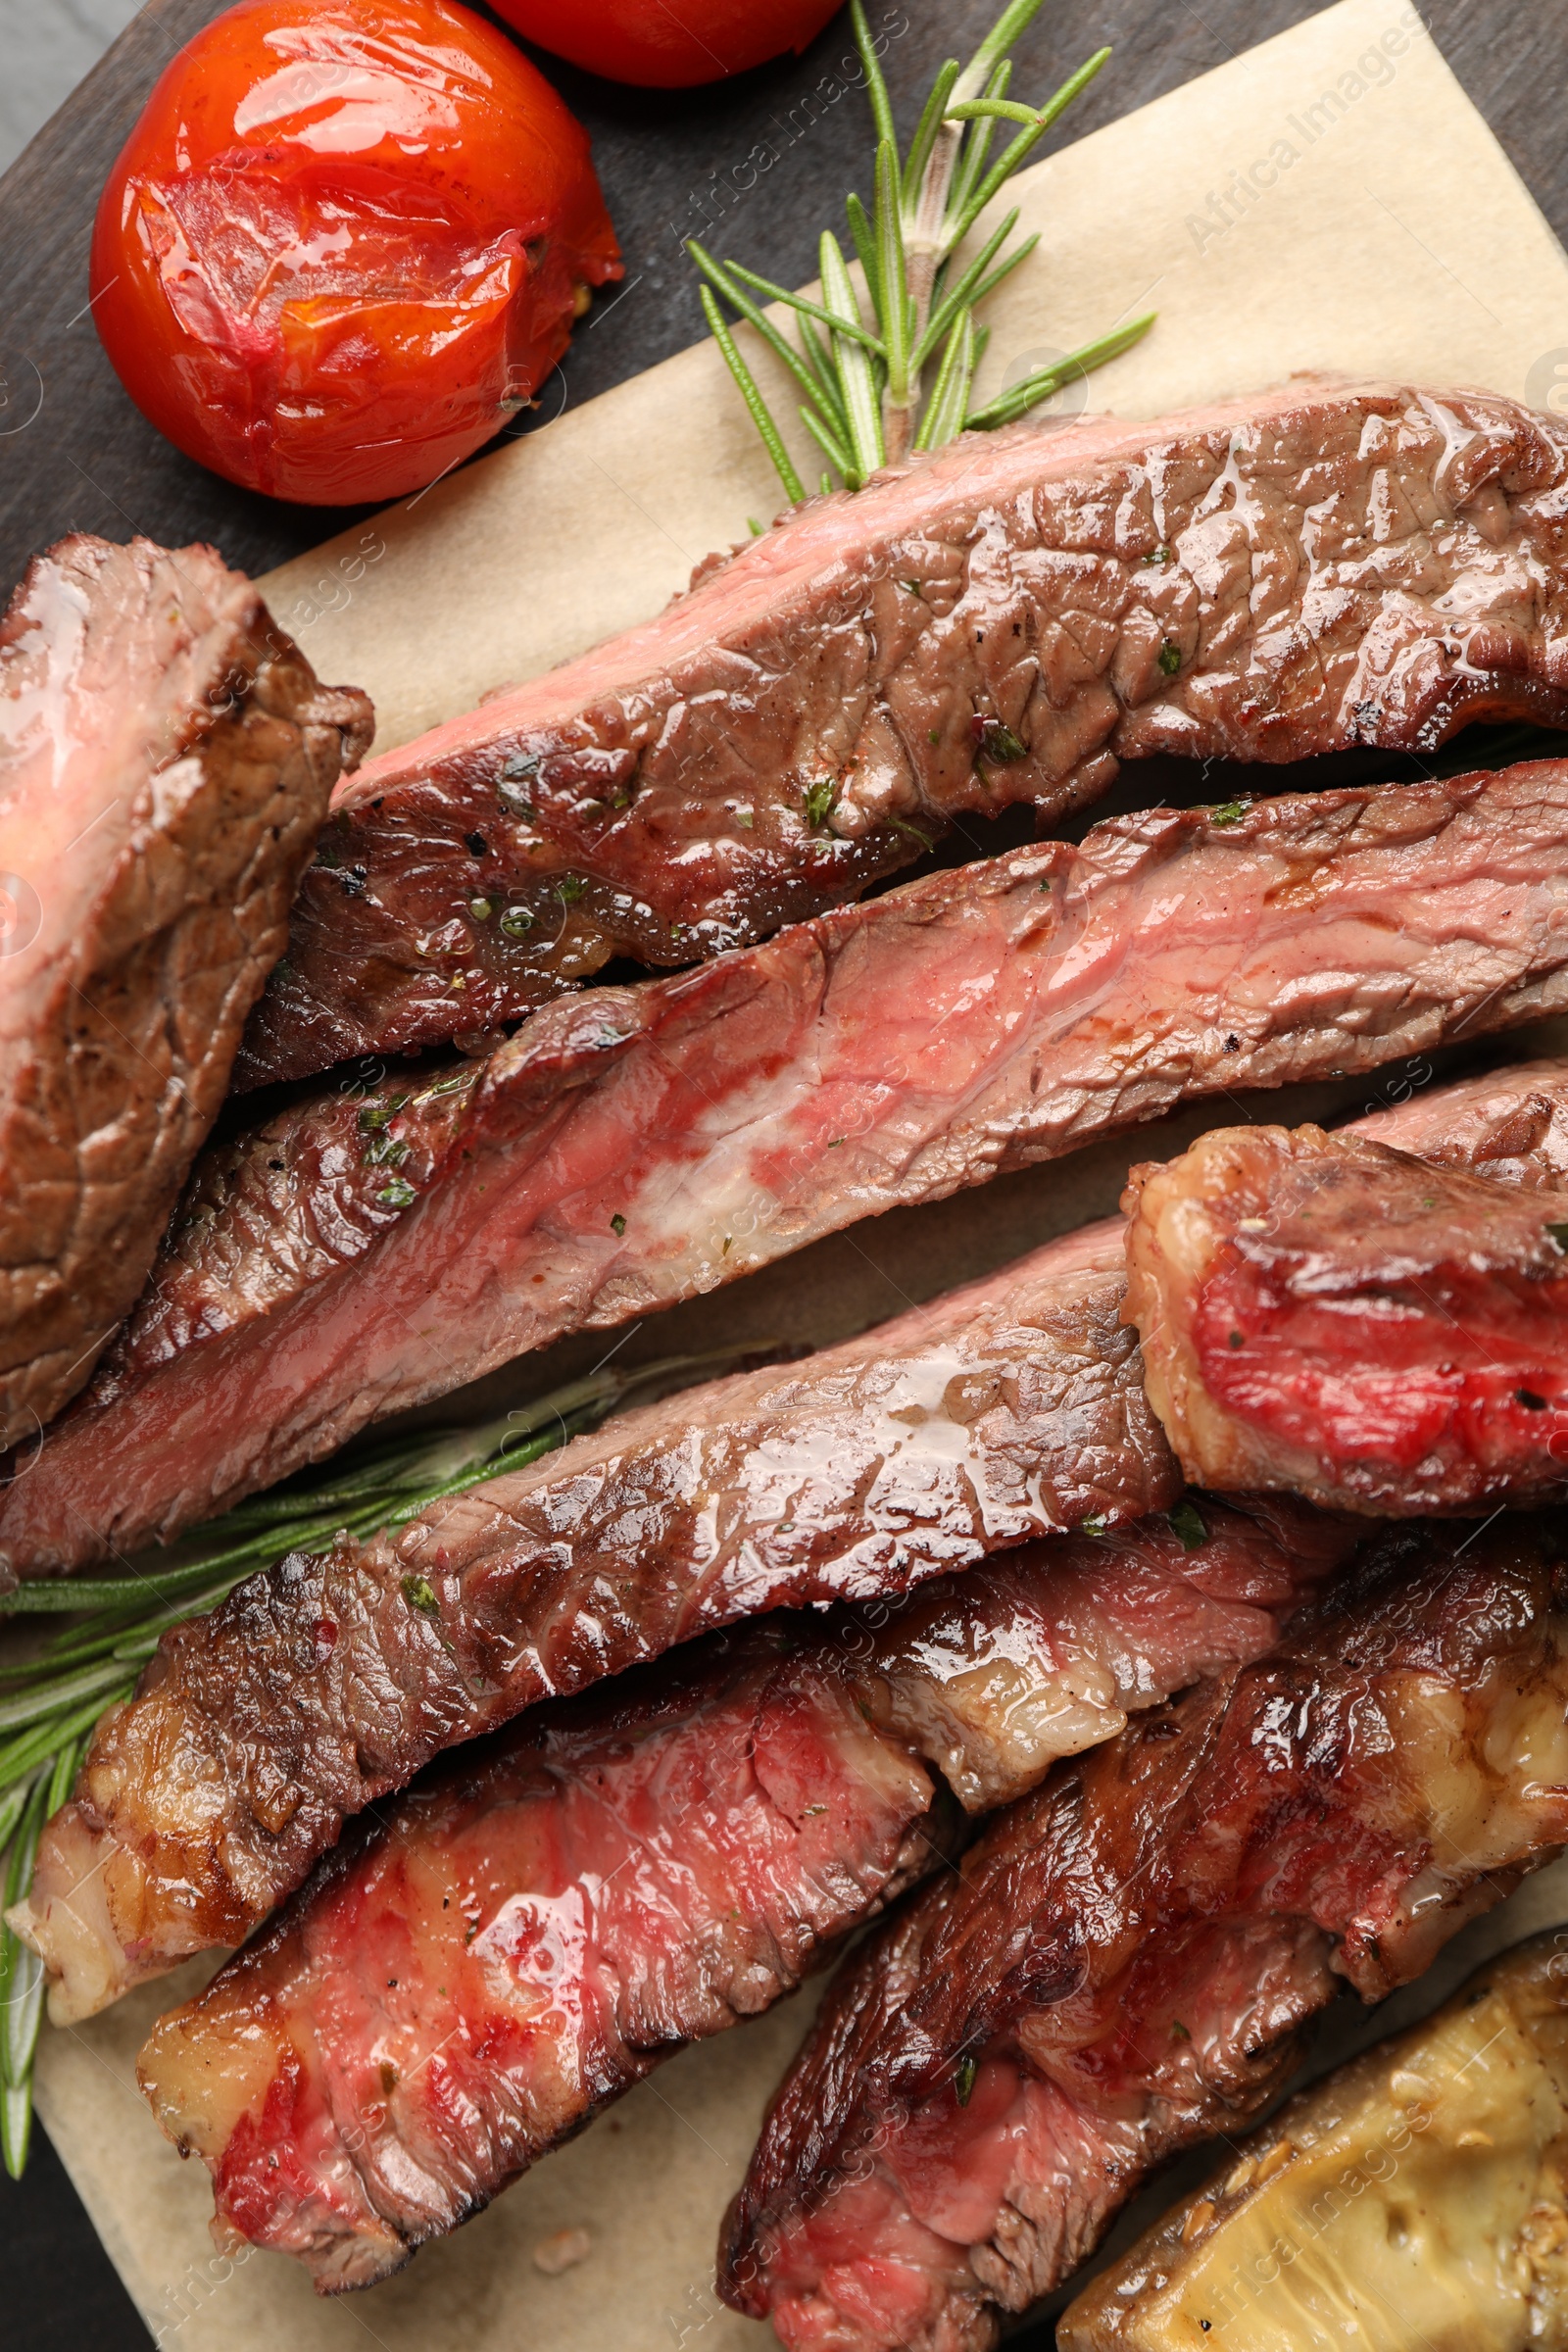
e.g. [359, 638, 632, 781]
[90, 0, 622, 506]
[488, 0, 842, 89]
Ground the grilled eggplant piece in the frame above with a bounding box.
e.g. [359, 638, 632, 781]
[1060, 1929, 1568, 2351]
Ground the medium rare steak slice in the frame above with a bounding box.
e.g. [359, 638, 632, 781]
[237, 379, 1568, 1084]
[0, 535, 372, 1449]
[718, 1512, 1568, 2352]
[136, 1502, 1348, 2292]
[1124, 1122, 1568, 1514]
[13, 760, 1568, 1580]
[15, 1220, 1186, 2021]
[8, 1061, 1555, 2025]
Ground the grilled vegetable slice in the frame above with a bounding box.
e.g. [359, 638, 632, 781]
[1059, 1929, 1568, 2351]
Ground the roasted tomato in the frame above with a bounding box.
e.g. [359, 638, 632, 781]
[90, 0, 622, 505]
[489, 0, 842, 89]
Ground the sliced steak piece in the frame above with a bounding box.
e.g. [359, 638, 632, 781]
[1124, 1123, 1568, 1515]
[236, 379, 1568, 1085]
[14, 760, 1568, 1582]
[14, 1220, 1187, 2022]
[1355, 1054, 1568, 1184]
[134, 1500, 1348, 2292]
[718, 1512, 1568, 2352]
[0, 535, 372, 1451]
[8, 1059, 1556, 2027]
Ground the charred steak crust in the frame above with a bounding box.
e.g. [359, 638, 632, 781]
[134, 1503, 1346, 2293]
[719, 1512, 1568, 2352]
[237, 379, 1568, 1084]
[12, 760, 1568, 1578]
[0, 534, 372, 1454]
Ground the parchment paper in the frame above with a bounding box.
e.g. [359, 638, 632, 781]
[31, 4, 1568, 2346]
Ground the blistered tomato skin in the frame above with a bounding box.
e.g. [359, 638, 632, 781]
[489, 0, 842, 89]
[90, 0, 622, 505]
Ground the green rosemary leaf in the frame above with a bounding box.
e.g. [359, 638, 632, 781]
[0, 1772, 51, 2176]
[689, 242, 843, 428]
[901, 59, 960, 212]
[914, 206, 1019, 368]
[1, 2082, 33, 2180]
[947, 97, 1053, 126]
[946, 59, 1009, 226]
[948, 47, 1112, 247]
[699, 285, 807, 504]
[877, 138, 912, 416]
[957, 0, 1051, 100]
[0, 1657, 133, 1738]
[965, 311, 1155, 431]
[845, 191, 883, 322]
[3, 1769, 51, 1912]
[797, 315, 854, 441]
[723, 261, 885, 358]
[819, 231, 885, 480]
[969, 230, 1039, 310]
[0, 1690, 133, 1792]
[800, 403, 858, 487]
[848, 0, 899, 154]
[913, 311, 977, 452]
[0, 1775, 35, 1858]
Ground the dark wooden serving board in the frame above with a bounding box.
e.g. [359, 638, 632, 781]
[0, 1, 1563, 2343]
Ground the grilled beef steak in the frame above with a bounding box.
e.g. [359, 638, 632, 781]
[0, 536, 371, 1452]
[13, 1220, 1181, 2022]
[236, 380, 1568, 1084]
[1125, 1123, 1568, 1514]
[719, 1513, 1568, 2352]
[135, 1502, 1349, 2291]
[13, 760, 1568, 1579]
[12, 1062, 1567, 2024]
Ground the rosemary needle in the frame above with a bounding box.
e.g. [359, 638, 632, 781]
[0, 1345, 755, 2177]
[691, 0, 1154, 494]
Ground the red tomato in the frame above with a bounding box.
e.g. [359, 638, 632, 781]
[488, 0, 842, 89]
[91, 0, 622, 505]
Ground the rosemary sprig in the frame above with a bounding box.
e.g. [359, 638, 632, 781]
[0, 1347, 751, 2178]
[691, 0, 1155, 493]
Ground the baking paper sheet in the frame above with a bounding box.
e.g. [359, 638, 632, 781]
[30, 3, 1568, 2345]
